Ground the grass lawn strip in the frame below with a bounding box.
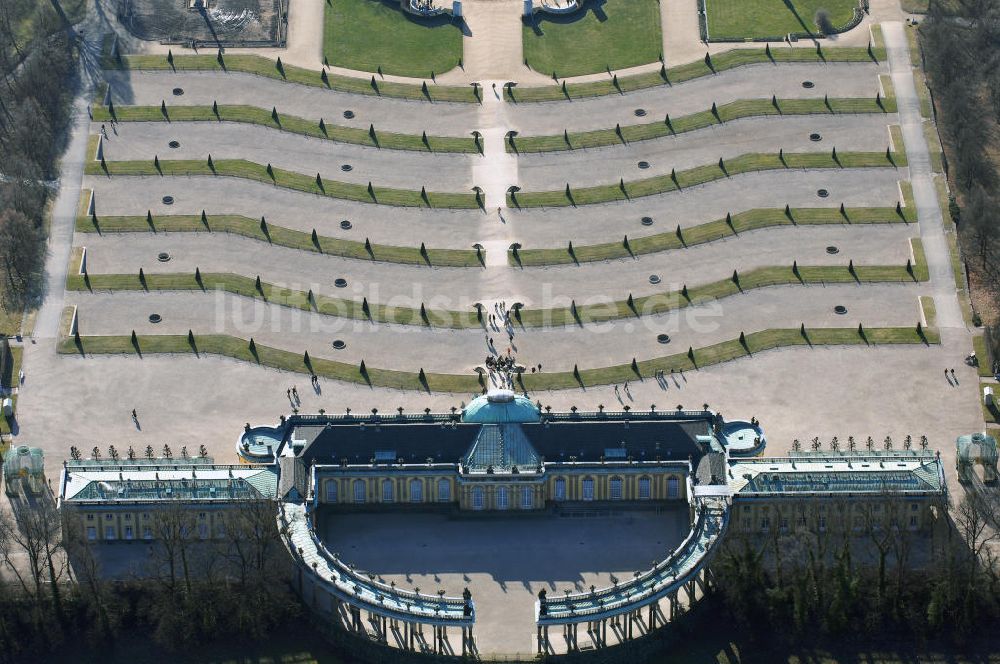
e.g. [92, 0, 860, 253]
[69, 254, 926, 330]
[510, 96, 893, 153]
[112, 53, 478, 104]
[521, 0, 663, 78]
[512, 205, 914, 265]
[509, 149, 904, 208]
[323, 0, 462, 79]
[85, 156, 480, 209]
[705, 0, 859, 41]
[93, 104, 478, 154]
[974, 336, 992, 378]
[79, 212, 481, 268]
[59, 325, 937, 393]
[506, 45, 885, 103]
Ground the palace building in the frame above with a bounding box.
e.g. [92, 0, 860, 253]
[56, 390, 949, 656]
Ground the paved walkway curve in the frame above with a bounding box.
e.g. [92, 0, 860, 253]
[882, 21, 963, 331]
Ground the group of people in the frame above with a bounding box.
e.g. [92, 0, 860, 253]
[485, 354, 518, 389]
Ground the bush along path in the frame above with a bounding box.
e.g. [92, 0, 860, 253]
[59, 324, 938, 394]
[85, 153, 482, 209]
[511, 204, 915, 266]
[508, 148, 905, 208]
[509, 96, 895, 153]
[105, 52, 480, 104]
[93, 103, 480, 154]
[78, 209, 483, 268]
[66, 240, 927, 330]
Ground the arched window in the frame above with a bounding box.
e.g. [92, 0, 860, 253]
[667, 476, 680, 499]
[638, 477, 651, 499]
[554, 478, 567, 501]
[353, 479, 366, 503]
[609, 477, 623, 500]
[438, 479, 451, 502]
[382, 479, 394, 503]
[409, 478, 423, 502]
[521, 485, 533, 509]
[472, 486, 484, 510]
[497, 486, 509, 510]
[582, 477, 595, 501]
[325, 480, 338, 503]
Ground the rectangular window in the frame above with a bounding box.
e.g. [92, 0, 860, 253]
[124, 513, 132, 521]
[582, 478, 595, 501]
[143, 527, 153, 540]
[759, 517, 769, 532]
[325, 480, 338, 503]
[609, 478, 623, 500]
[86, 514, 95, 521]
[104, 526, 116, 540]
[198, 524, 209, 539]
[554, 479, 567, 501]
[819, 515, 827, 531]
[496, 487, 509, 510]
[86, 526, 97, 541]
[638, 477, 651, 499]
[667, 477, 680, 499]
[410, 479, 423, 503]
[780, 517, 789, 532]
[472, 487, 484, 511]
[909, 516, 918, 528]
[105, 514, 113, 521]
[382, 480, 394, 503]
[438, 479, 451, 502]
[353, 480, 366, 503]
[124, 525, 134, 540]
[742, 518, 750, 531]
[521, 486, 533, 509]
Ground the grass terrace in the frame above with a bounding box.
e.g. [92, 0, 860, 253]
[510, 96, 894, 153]
[112, 54, 478, 103]
[59, 325, 937, 393]
[511, 205, 915, 265]
[704, 0, 860, 40]
[509, 149, 904, 208]
[522, 0, 663, 78]
[506, 42, 883, 102]
[85, 156, 481, 209]
[323, 0, 463, 78]
[93, 105, 479, 154]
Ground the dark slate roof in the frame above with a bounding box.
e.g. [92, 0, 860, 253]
[695, 452, 727, 486]
[518, 419, 710, 463]
[289, 417, 712, 468]
[296, 422, 480, 465]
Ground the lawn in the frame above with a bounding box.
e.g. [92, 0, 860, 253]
[323, 0, 463, 78]
[522, 0, 662, 78]
[704, 0, 860, 40]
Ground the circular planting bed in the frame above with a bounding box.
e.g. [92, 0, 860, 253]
[168, 140, 180, 149]
[809, 133, 822, 142]
[162, 196, 174, 205]
[334, 278, 348, 288]
[641, 216, 654, 226]
[634, 108, 647, 117]
[341, 164, 353, 172]
[834, 305, 848, 315]
[802, 81, 815, 89]
[172, 87, 184, 96]
[332, 340, 346, 350]
[340, 220, 352, 230]
[638, 161, 650, 170]
[149, 314, 162, 323]
[657, 334, 671, 344]
[817, 189, 829, 198]
[826, 246, 839, 254]
[649, 274, 661, 285]
[343, 110, 355, 119]
[157, 252, 171, 262]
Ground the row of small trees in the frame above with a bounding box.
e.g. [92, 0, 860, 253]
[0, 495, 300, 661]
[0, 5, 76, 311]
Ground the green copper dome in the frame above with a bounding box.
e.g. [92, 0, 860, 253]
[462, 390, 540, 424]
